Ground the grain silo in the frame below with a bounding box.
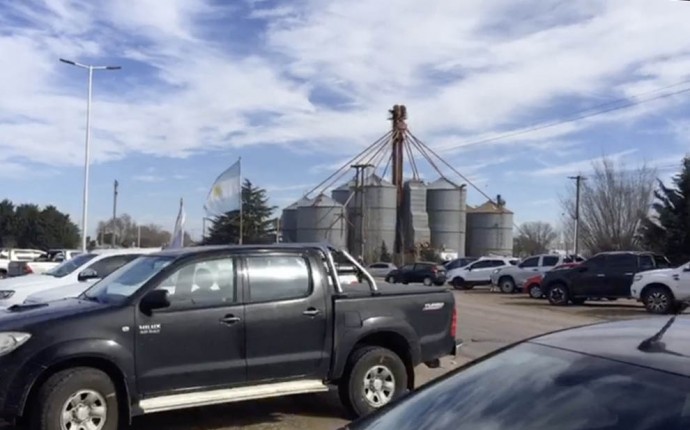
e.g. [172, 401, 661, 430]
[296, 194, 347, 248]
[331, 180, 354, 206]
[361, 174, 397, 262]
[466, 196, 513, 257]
[427, 177, 467, 255]
[280, 196, 312, 243]
[403, 179, 431, 250]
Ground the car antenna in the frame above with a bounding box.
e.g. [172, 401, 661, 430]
[637, 300, 689, 355]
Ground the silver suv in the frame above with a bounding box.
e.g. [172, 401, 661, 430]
[490, 254, 568, 294]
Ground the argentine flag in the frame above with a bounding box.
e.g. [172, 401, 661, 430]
[204, 159, 241, 217]
[169, 199, 186, 248]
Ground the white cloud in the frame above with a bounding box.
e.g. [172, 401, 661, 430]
[529, 149, 638, 177]
[1, 0, 690, 175]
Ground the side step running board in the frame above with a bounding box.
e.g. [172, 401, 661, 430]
[139, 380, 329, 414]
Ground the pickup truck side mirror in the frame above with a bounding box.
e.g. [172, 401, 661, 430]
[140, 289, 170, 315]
[465, 266, 472, 271]
[683, 266, 690, 272]
[78, 268, 99, 282]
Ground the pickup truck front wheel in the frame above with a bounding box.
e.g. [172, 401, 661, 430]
[32, 367, 119, 430]
[339, 346, 407, 418]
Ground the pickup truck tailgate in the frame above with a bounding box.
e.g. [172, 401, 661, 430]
[332, 283, 456, 374]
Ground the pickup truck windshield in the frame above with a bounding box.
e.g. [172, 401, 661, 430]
[83, 255, 174, 303]
[44, 253, 97, 278]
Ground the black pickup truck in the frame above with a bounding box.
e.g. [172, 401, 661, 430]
[0, 243, 459, 430]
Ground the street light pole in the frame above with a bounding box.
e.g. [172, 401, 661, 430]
[60, 59, 121, 252]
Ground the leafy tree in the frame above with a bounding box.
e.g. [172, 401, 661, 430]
[513, 221, 558, 257]
[96, 214, 192, 248]
[204, 179, 277, 245]
[379, 241, 392, 263]
[561, 157, 656, 254]
[640, 157, 690, 264]
[0, 200, 79, 249]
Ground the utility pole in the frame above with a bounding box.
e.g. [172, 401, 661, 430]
[351, 163, 373, 259]
[112, 180, 119, 247]
[568, 175, 585, 257]
[389, 105, 407, 265]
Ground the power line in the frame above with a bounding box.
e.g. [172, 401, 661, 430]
[441, 80, 690, 152]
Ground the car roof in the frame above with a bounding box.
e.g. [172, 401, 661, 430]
[152, 243, 334, 258]
[593, 251, 659, 256]
[530, 316, 690, 377]
[89, 247, 162, 256]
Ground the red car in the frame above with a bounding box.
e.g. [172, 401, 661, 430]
[522, 263, 581, 299]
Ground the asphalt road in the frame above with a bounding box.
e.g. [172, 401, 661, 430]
[2, 290, 652, 430]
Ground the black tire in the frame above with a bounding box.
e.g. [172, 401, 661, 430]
[32, 367, 118, 430]
[571, 297, 586, 305]
[498, 277, 516, 294]
[643, 286, 674, 315]
[433, 281, 445, 286]
[528, 284, 543, 299]
[0, 270, 6, 279]
[423, 277, 433, 286]
[385, 276, 396, 284]
[451, 277, 466, 290]
[338, 346, 408, 418]
[547, 283, 570, 306]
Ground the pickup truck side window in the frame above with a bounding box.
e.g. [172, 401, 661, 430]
[606, 254, 637, 271]
[542, 256, 559, 266]
[638, 255, 654, 271]
[246, 255, 311, 303]
[156, 257, 236, 308]
[519, 257, 539, 268]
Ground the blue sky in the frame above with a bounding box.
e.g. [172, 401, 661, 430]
[1, 0, 690, 240]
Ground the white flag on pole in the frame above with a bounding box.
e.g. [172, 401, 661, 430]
[204, 159, 241, 217]
[169, 198, 186, 248]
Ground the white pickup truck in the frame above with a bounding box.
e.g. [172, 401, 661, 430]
[0, 248, 46, 278]
[6, 249, 81, 277]
[630, 261, 690, 314]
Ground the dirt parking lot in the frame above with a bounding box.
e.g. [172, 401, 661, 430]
[2, 289, 658, 430]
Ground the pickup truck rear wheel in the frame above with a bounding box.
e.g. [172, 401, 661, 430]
[643, 286, 673, 314]
[32, 367, 118, 430]
[339, 346, 407, 418]
[547, 284, 570, 306]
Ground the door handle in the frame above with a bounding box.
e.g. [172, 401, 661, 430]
[596, 274, 606, 277]
[624, 273, 633, 276]
[220, 315, 241, 324]
[303, 308, 320, 317]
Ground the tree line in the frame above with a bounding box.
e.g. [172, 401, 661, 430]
[513, 155, 690, 264]
[0, 200, 80, 249]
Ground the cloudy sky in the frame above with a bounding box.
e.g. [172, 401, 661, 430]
[2, 0, 689, 239]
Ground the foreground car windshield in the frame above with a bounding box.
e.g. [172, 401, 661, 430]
[350, 343, 690, 430]
[83, 255, 174, 302]
[44, 253, 97, 278]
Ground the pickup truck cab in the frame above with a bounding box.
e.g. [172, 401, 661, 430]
[0, 243, 459, 429]
[7, 249, 81, 277]
[0, 248, 45, 278]
[543, 251, 671, 306]
[630, 261, 690, 314]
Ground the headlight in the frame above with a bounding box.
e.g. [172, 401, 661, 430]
[0, 291, 15, 300]
[633, 274, 642, 282]
[0, 332, 31, 357]
[492, 269, 500, 274]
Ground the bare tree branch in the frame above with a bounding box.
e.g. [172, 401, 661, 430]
[513, 221, 558, 256]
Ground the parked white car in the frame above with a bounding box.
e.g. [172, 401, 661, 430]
[630, 262, 690, 314]
[0, 248, 46, 278]
[0, 248, 160, 309]
[490, 254, 570, 294]
[366, 262, 397, 277]
[447, 257, 517, 290]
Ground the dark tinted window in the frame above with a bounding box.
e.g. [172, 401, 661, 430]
[369, 263, 387, 269]
[247, 255, 311, 302]
[155, 257, 235, 309]
[520, 257, 539, 268]
[639, 255, 655, 271]
[401, 264, 415, 271]
[654, 255, 671, 269]
[470, 260, 494, 269]
[414, 263, 433, 271]
[542, 256, 559, 266]
[352, 343, 690, 430]
[87, 254, 141, 278]
[585, 254, 606, 269]
[606, 254, 637, 270]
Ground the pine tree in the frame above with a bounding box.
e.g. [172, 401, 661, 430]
[379, 241, 392, 263]
[640, 157, 690, 264]
[204, 179, 277, 245]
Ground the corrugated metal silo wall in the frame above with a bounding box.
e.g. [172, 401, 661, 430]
[427, 186, 466, 255]
[403, 181, 431, 250]
[362, 183, 397, 262]
[331, 186, 356, 252]
[281, 208, 298, 242]
[296, 204, 348, 248]
[466, 211, 514, 257]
